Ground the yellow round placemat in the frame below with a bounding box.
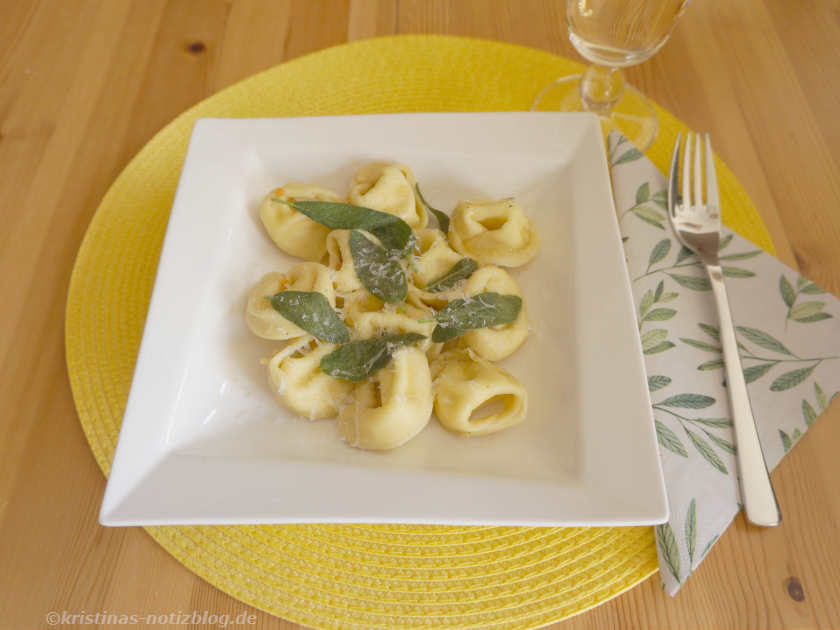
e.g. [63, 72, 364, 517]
[66, 35, 773, 630]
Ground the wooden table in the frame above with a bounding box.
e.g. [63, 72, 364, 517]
[2, 1, 839, 628]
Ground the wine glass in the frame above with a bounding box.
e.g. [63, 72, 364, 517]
[532, 0, 690, 150]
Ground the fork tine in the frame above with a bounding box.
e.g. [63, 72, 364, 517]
[668, 132, 682, 217]
[682, 133, 692, 211]
[705, 134, 720, 218]
[694, 131, 704, 208]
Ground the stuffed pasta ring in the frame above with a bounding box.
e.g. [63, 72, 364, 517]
[351, 304, 441, 359]
[259, 183, 339, 261]
[348, 162, 428, 229]
[325, 229, 364, 292]
[411, 228, 464, 289]
[448, 198, 539, 267]
[246, 262, 335, 340]
[432, 350, 527, 436]
[338, 347, 433, 450]
[459, 265, 529, 361]
[267, 336, 353, 420]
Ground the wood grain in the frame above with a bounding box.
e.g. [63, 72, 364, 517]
[1, 1, 838, 628]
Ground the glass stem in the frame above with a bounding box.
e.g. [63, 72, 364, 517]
[579, 65, 625, 115]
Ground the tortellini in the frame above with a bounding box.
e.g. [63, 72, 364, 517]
[448, 199, 539, 267]
[406, 283, 457, 311]
[411, 228, 464, 289]
[248, 162, 541, 451]
[348, 162, 428, 229]
[351, 304, 441, 358]
[246, 263, 335, 340]
[338, 347, 433, 450]
[267, 336, 353, 419]
[325, 229, 364, 292]
[431, 350, 527, 436]
[260, 183, 339, 261]
[337, 289, 384, 325]
[459, 266, 529, 361]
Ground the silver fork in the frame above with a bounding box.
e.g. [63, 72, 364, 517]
[668, 132, 781, 527]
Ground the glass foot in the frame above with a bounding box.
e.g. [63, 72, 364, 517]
[531, 74, 658, 152]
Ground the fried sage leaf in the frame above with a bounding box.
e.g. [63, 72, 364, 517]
[415, 184, 450, 233]
[269, 291, 350, 343]
[282, 200, 414, 255]
[349, 230, 408, 304]
[320, 333, 427, 381]
[425, 258, 478, 292]
[431, 292, 522, 342]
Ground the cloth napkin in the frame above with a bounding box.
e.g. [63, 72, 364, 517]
[607, 132, 840, 595]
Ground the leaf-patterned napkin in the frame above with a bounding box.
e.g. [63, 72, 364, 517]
[608, 132, 840, 595]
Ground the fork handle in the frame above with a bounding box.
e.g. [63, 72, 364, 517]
[708, 265, 781, 526]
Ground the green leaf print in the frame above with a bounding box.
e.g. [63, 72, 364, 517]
[794, 313, 833, 323]
[690, 418, 732, 428]
[656, 523, 681, 582]
[669, 273, 712, 291]
[780, 275, 796, 308]
[643, 308, 677, 322]
[722, 266, 756, 278]
[686, 499, 697, 566]
[656, 420, 688, 457]
[770, 365, 817, 391]
[736, 327, 793, 356]
[613, 147, 644, 166]
[651, 189, 668, 209]
[790, 301, 826, 320]
[698, 359, 725, 371]
[680, 338, 722, 353]
[719, 250, 762, 261]
[698, 323, 720, 340]
[648, 375, 672, 391]
[639, 289, 655, 318]
[802, 399, 817, 427]
[816, 383, 828, 410]
[660, 394, 716, 409]
[633, 206, 666, 229]
[781, 275, 833, 326]
[641, 329, 667, 351]
[704, 430, 736, 454]
[675, 245, 695, 264]
[649, 238, 671, 265]
[743, 363, 774, 383]
[779, 430, 792, 453]
[654, 280, 664, 301]
[642, 328, 674, 354]
[646, 341, 676, 355]
[800, 283, 827, 294]
[686, 430, 728, 474]
[611, 135, 628, 153]
[636, 182, 651, 204]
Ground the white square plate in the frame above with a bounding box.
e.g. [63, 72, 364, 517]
[100, 113, 668, 526]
